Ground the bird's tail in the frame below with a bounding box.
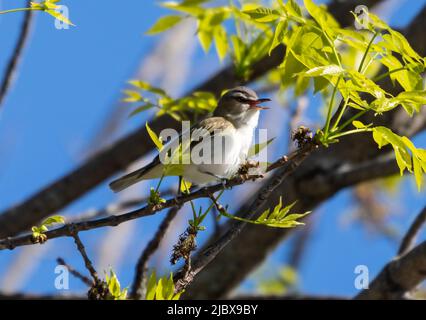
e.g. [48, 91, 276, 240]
[109, 161, 162, 193]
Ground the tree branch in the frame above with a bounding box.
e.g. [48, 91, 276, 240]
[0, 0, 34, 109]
[71, 231, 100, 285]
[130, 205, 182, 300]
[0, 151, 306, 251]
[56, 257, 92, 286]
[398, 206, 426, 256]
[355, 205, 426, 299]
[355, 240, 426, 299]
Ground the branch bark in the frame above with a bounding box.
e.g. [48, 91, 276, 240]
[398, 206, 426, 256]
[356, 206, 426, 299]
[355, 240, 426, 299]
[0, 0, 34, 109]
[131, 205, 181, 300]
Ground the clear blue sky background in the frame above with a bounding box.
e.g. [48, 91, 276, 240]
[0, 0, 424, 297]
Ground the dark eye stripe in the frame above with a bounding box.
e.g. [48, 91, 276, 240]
[236, 96, 249, 103]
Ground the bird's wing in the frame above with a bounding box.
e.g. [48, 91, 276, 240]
[109, 117, 234, 192]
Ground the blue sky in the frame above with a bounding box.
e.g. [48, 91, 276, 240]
[0, 0, 424, 297]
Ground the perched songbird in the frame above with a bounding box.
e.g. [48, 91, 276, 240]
[109, 86, 270, 192]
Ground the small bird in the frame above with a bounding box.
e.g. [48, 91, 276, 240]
[109, 86, 270, 192]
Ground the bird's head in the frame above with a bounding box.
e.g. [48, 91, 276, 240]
[214, 86, 271, 127]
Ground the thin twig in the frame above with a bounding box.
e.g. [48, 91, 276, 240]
[398, 206, 426, 256]
[70, 230, 100, 285]
[67, 188, 175, 223]
[56, 257, 92, 286]
[0, 150, 308, 251]
[0, 1, 34, 108]
[131, 205, 181, 300]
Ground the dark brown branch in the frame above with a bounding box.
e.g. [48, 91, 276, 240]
[0, 1, 34, 108]
[355, 240, 426, 299]
[70, 231, 100, 285]
[0, 152, 303, 251]
[68, 188, 175, 223]
[56, 257, 92, 286]
[398, 206, 426, 256]
[0, 0, 380, 238]
[131, 205, 181, 300]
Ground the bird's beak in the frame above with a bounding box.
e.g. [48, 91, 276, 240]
[249, 98, 271, 110]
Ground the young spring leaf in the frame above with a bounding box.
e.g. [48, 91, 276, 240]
[269, 19, 288, 55]
[146, 15, 183, 34]
[218, 198, 310, 229]
[145, 271, 157, 300]
[247, 138, 275, 158]
[213, 25, 228, 61]
[298, 65, 344, 77]
[242, 7, 280, 22]
[145, 122, 163, 151]
[41, 215, 65, 227]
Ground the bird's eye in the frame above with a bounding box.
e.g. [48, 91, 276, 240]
[236, 97, 246, 103]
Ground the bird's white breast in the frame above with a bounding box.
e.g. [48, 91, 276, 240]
[183, 112, 259, 185]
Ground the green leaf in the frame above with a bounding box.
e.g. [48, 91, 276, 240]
[180, 178, 192, 194]
[163, 274, 175, 299]
[269, 19, 287, 55]
[286, 0, 302, 17]
[298, 64, 344, 77]
[155, 277, 165, 300]
[213, 26, 228, 61]
[146, 15, 183, 34]
[352, 121, 370, 129]
[107, 269, 121, 298]
[122, 90, 143, 103]
[303, 0, 337, 32]
[231, 35, 245, 65]
[41, 215, 65, 227]
[219, 198, 309, 229]
[129, 104, 155, 117]
[146, 271, 157, 300]
[146, 122, 163, 151]
[46, 9, 75, 26]
[129, 80, 168, 97]
[198, 28, 213, 52]
[247, 138, 275, 158]
[242, 7, 280, 22]
[161, 1, 205, 16]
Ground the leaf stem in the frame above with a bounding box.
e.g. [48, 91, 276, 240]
[324, 76, 341, 137]
[198, 189, 225, 224]
[329, 128, 372, 139]
[337, 109, 369, 132]
[372, 67, 407, 82]
[155, 174, 165, 193]
[0, 8, 35, 15]
[358, 31, 379, 73]
[331, 96, 350, 132]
